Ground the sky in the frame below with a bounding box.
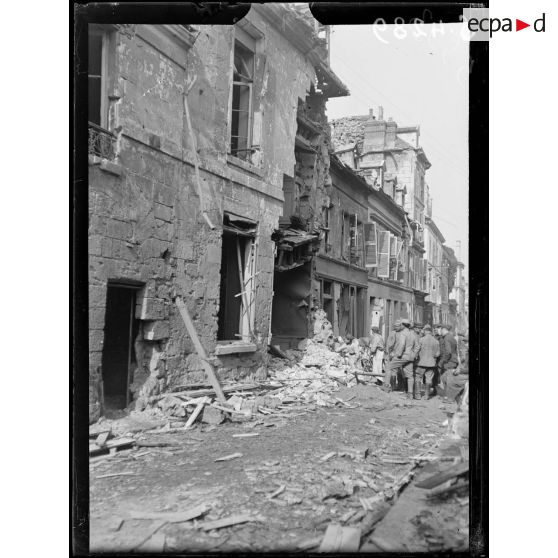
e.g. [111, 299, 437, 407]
[326, 23, 469, 268]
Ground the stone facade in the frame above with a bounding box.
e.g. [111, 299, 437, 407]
[87, 7, 347, 421]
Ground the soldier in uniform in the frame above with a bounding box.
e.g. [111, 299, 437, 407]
[416, 324, 440, 399]
[382, 320, 402, 392]
[391, 318, 415, 399]
[439, 324, 466, 401]
[369, 326, 385, 378]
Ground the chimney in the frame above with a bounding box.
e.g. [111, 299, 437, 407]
[364, 107, 386, 151]
[378, 106, 384, 121]
[385, 117, 397, 149]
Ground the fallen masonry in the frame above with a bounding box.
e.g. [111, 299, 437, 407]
[90, 312, 376, 437]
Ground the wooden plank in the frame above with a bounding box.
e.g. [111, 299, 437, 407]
[339, 527, 361, 552]
[154, 383, 259, 401]
[415, 462, 469, 489]
[297, 535, 322, 550]
[95, 431, 110, 447]
[106, 437, 136, 449]
[184, 397, 208, 430]
[427, 480, 469, 499]
[130, 503, 210, 523]
[200, 513, 254, 532]
[175, 297, 225, 401]
[318, 524, 343, 552]
[236, 237, 252, 340]
[96, 472, 137, 479]
[214, 452, 243, 462]
[90, 437, 135, 455]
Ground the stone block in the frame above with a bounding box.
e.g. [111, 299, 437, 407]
[89, 308, 106, 330]
[154, 219, 174, 242]
[106, 219, 133, 240]
[202, 405, 225, 425]
[154, 203, 173, 223]
[100, 237, 114, 258]
[154, 184, 176, 207]
[89, 329, 105, 352]
[89, 235, 103, 256]
[175, 240, 194, 260]
[136, 297, 166, 320]
[89, 284, 107, 307]
[205, 244, 221, 264]
[143, 320, 170, 340]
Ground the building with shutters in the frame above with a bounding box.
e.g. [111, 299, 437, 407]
[451, 258, 468, 335]
[424, 214, 446, 325]
[441, 246, 459, 327]
[330, 107, 430, 335]
[312, 155, 370, 339]
[85, 5, 348, 421]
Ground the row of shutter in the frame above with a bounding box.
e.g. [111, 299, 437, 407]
[364, 222, 427, 284]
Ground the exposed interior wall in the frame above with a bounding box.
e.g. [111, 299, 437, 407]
[271, 263, 312, 349]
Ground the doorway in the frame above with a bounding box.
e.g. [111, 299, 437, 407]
[101, 284, 140, 411]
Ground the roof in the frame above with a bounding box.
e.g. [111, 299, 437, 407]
[394, 137, 415, 150]
[330, 116, 427, 158]
[330, 155, 407, 219]
[425, 216, 446, 243]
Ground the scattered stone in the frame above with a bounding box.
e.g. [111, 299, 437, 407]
[202, 406, 225, 425]
[318, 523, 361, 552]
[214, 452, 243, 462]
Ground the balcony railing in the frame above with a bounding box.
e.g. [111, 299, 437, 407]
[88, 122, 116, 160]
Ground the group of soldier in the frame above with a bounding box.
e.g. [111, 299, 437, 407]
[363, 320, 468, 401]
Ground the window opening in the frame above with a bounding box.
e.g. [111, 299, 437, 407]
[230, 40, 255, 162]
[217, 213, 256, 342]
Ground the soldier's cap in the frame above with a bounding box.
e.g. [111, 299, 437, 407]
[441, 324, 452, 330]
[371, 326, 380, 333]
[400, 318, 411, 326]
[423, 324, 432, 331]
[413, 323, 423, 329]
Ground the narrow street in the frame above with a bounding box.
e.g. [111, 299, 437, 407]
[90, 384, 468, 553]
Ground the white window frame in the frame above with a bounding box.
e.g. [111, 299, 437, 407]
[89, 26, 110, 129]
[229, 28, 256, 162]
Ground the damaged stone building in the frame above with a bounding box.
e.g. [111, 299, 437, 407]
[330, 108, 431, 330]
[87, 5, 348, 421]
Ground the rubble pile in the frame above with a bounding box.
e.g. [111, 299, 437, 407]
[266, 310, 370, 406]
[90, 311, 375, 436]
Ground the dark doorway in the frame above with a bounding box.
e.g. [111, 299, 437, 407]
[101, 284, 139, 411]
[271, 263, 311, 349]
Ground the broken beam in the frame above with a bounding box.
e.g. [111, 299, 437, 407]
[175, 297, 226, 402]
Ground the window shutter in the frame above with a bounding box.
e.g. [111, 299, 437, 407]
[364, 222, 377, 268]
[397, 239, 405, 282]
[377, 230, 390, 278]
[389, 235, 397, 280]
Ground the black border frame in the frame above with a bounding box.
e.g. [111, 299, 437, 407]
[73, 2, 488, 555]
